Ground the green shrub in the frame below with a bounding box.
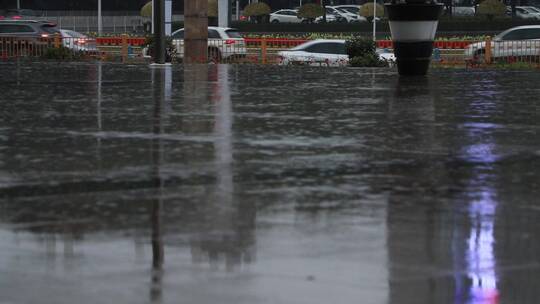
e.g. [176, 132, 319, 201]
[349, 54, 388, 67]
[243, 2, 271, 16]
[345, 36, 388, 67]
[42, 47, 82, 60]
[360, 2, 385, 19]
[477, 0, 506, 20]
[298, 3, 324, 23]
[243, 2, 271, 23]
[140, 1, 152, 18]
[208, 0, 218, 18]
[345, 36, 376, 58]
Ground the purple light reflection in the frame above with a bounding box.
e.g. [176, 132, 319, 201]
[466, 191, 499, 304]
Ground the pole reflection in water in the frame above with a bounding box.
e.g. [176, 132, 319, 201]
[214, 65, 233, 198]
[149, 65, 172, 304]
[96, 61, 102, 168]
[459, 90, 501, 304]
[184, 64, 256, 271]
[465, 191, 499, 304]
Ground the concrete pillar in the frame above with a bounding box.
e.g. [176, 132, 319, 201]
[218, 0, 230, 27]
[185, 0, 208, 63]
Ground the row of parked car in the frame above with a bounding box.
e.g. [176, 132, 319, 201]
[270, 5, 372, 24]
[444, 5, 540, 19]
[269, 5, 540, 23]
[3, 19, 540, 65]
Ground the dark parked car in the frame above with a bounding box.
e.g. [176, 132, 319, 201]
[0, 20, 59, 39]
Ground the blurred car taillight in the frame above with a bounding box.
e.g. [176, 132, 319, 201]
[75, 38, 88, 45]
[239, 16, 247, 21]
[11, 15, 22, 19]
[0, 16, 5, 20]
[225, 39, 236, 45]
[40, 33, 49, 38]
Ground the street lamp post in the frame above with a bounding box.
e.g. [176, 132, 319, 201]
[153, 0, 166, 64]
[218, 0, 230, 27]
[373, 0, 377, 41]
[385, 0, 443, 76]
[98, 0, 102, 35]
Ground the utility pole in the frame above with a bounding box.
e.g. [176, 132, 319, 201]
[98, 0, 102, 35]
[218, 0, 230, 27]
[322, 0, 327, 23]
[236, 0, 240, 21]
[153, 0, 166, 64]
[373, 0, 377, 41]
[17, 0, 20, 9]
[184, 0, 208, 63]
[165, 0, 172, 35]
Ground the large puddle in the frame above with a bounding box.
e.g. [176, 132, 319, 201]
[1, 63, 539, 304]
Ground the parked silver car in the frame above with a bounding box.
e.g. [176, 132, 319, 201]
[270, 9, 304, 23]
[506, 6, 540, 20]
[60, 29, 98, 53]
[326, 6, 365, 23]
[143, 27, 246, 62]
[465, 25, 540, 61]
[278, 39, 395, 67]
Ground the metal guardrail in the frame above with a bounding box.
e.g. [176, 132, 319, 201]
[0, 36, 102, 59]
[2, 36, 539, 68]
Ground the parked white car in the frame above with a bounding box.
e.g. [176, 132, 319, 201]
[451, 6, 476, 16]
[60, 29, 98, 53]
[277, 39, 395, 67]
[270, 9, 304, 23]
[506, 6, 540, 20]
[333, 5, 362, 16]
[327, 6, 365, 23]
[315, 12, 345, 23]
[164, 27, 246, 61]
[464, 25, 540, 61]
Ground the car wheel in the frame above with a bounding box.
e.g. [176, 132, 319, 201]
[208, 47, 222, 63]
[271, 19, 279, 23]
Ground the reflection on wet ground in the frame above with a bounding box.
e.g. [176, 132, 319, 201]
[0, 62, 539, 304]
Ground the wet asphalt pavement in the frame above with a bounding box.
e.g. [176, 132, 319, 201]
[0, 62, 539, 304]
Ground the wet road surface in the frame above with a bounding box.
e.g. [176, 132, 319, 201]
[0, 62, 539, 304]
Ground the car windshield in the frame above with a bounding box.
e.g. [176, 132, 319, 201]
[41, 24, 59, 34]
[225, 30, 242, 38]
[525, 7, 540, 13]
[343, 7, 360, 14]
[290, 42, 312, 51]
[64, 30, 85, 38]
[336, 8, 349, 14]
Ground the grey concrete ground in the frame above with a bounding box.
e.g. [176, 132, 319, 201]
[0, 62, 539, 304]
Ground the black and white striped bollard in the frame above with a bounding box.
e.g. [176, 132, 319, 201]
[385, 1, 443, 76]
